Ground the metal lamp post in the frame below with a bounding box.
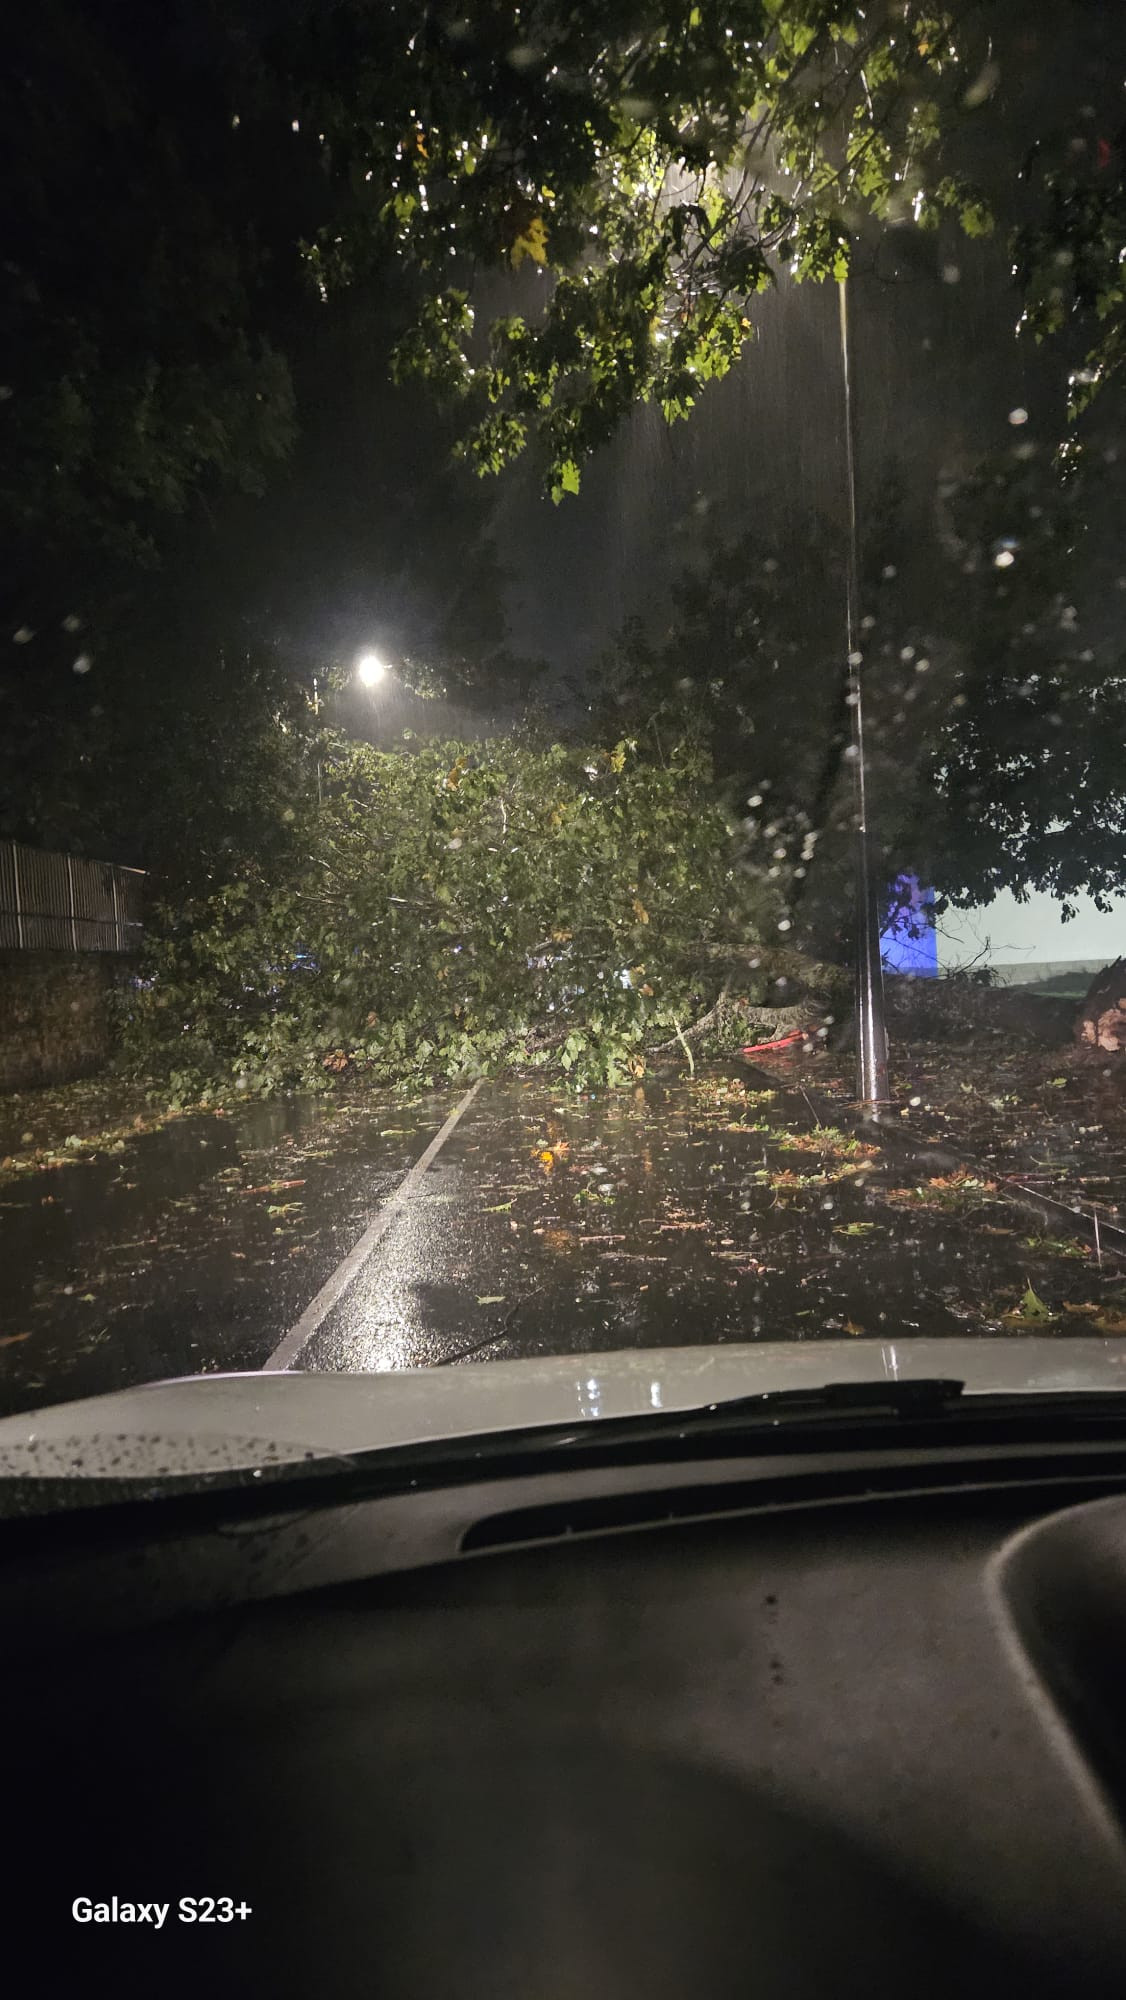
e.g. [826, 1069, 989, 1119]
[311, 672, 323, 804]
[838, 277, 890, 1111]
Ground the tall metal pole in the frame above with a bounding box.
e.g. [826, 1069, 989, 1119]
[12, 842, 24, 949]
[312, 673, 323, 805]
[66, 852, 78, 952]
[838, 278, 890, 1110]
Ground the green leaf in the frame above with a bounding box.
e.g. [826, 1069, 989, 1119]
[1012, 1284, 1054, 1322]
[551, 458, 581, 502]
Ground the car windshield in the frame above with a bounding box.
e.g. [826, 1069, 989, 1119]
[3, 0, 1126, 1434]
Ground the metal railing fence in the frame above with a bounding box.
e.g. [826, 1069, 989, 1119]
[0, 839, 144, 952]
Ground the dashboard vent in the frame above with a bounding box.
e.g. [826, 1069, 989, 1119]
[461, 1453, 1126, 1553]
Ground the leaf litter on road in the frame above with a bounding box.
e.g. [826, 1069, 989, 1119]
[8, 1065, 1125, 1409]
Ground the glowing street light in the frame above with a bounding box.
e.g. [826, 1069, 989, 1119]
[356, 651, 388, 687]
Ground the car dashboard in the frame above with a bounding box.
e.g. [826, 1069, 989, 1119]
[5, 1435, 1126, 1997]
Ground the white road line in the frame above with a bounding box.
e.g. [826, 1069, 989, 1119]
[261, 1079, 484, 1373]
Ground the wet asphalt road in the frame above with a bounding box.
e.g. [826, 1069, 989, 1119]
[1, 1068, 1122, 1417]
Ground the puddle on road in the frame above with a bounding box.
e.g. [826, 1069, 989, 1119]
[6, 1066, 1125, 1412]
[303, 1071, 1126, 1374]
[0, 1089, 449, 1417]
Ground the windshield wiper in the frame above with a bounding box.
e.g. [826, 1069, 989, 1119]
[672, 1377, 968, 1424]
[352, 1376, 1126, 1481]
[11, 1379, 1126, 1532]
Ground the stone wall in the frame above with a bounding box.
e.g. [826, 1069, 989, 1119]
[0, 951, 127, 1092]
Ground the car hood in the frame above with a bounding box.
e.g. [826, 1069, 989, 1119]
[0, 1336, 1125, 1481]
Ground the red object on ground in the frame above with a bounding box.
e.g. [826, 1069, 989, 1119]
[740, 1027, 816, 1055]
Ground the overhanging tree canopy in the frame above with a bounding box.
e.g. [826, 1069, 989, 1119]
[286, 0, 993, 497]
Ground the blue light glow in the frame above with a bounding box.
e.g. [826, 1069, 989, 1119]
[881, 875, 938, 977]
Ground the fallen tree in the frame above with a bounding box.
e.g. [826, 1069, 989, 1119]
[122, 732, 802, 1101]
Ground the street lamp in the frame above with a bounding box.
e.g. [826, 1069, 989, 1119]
[307, 655, 391, 808]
